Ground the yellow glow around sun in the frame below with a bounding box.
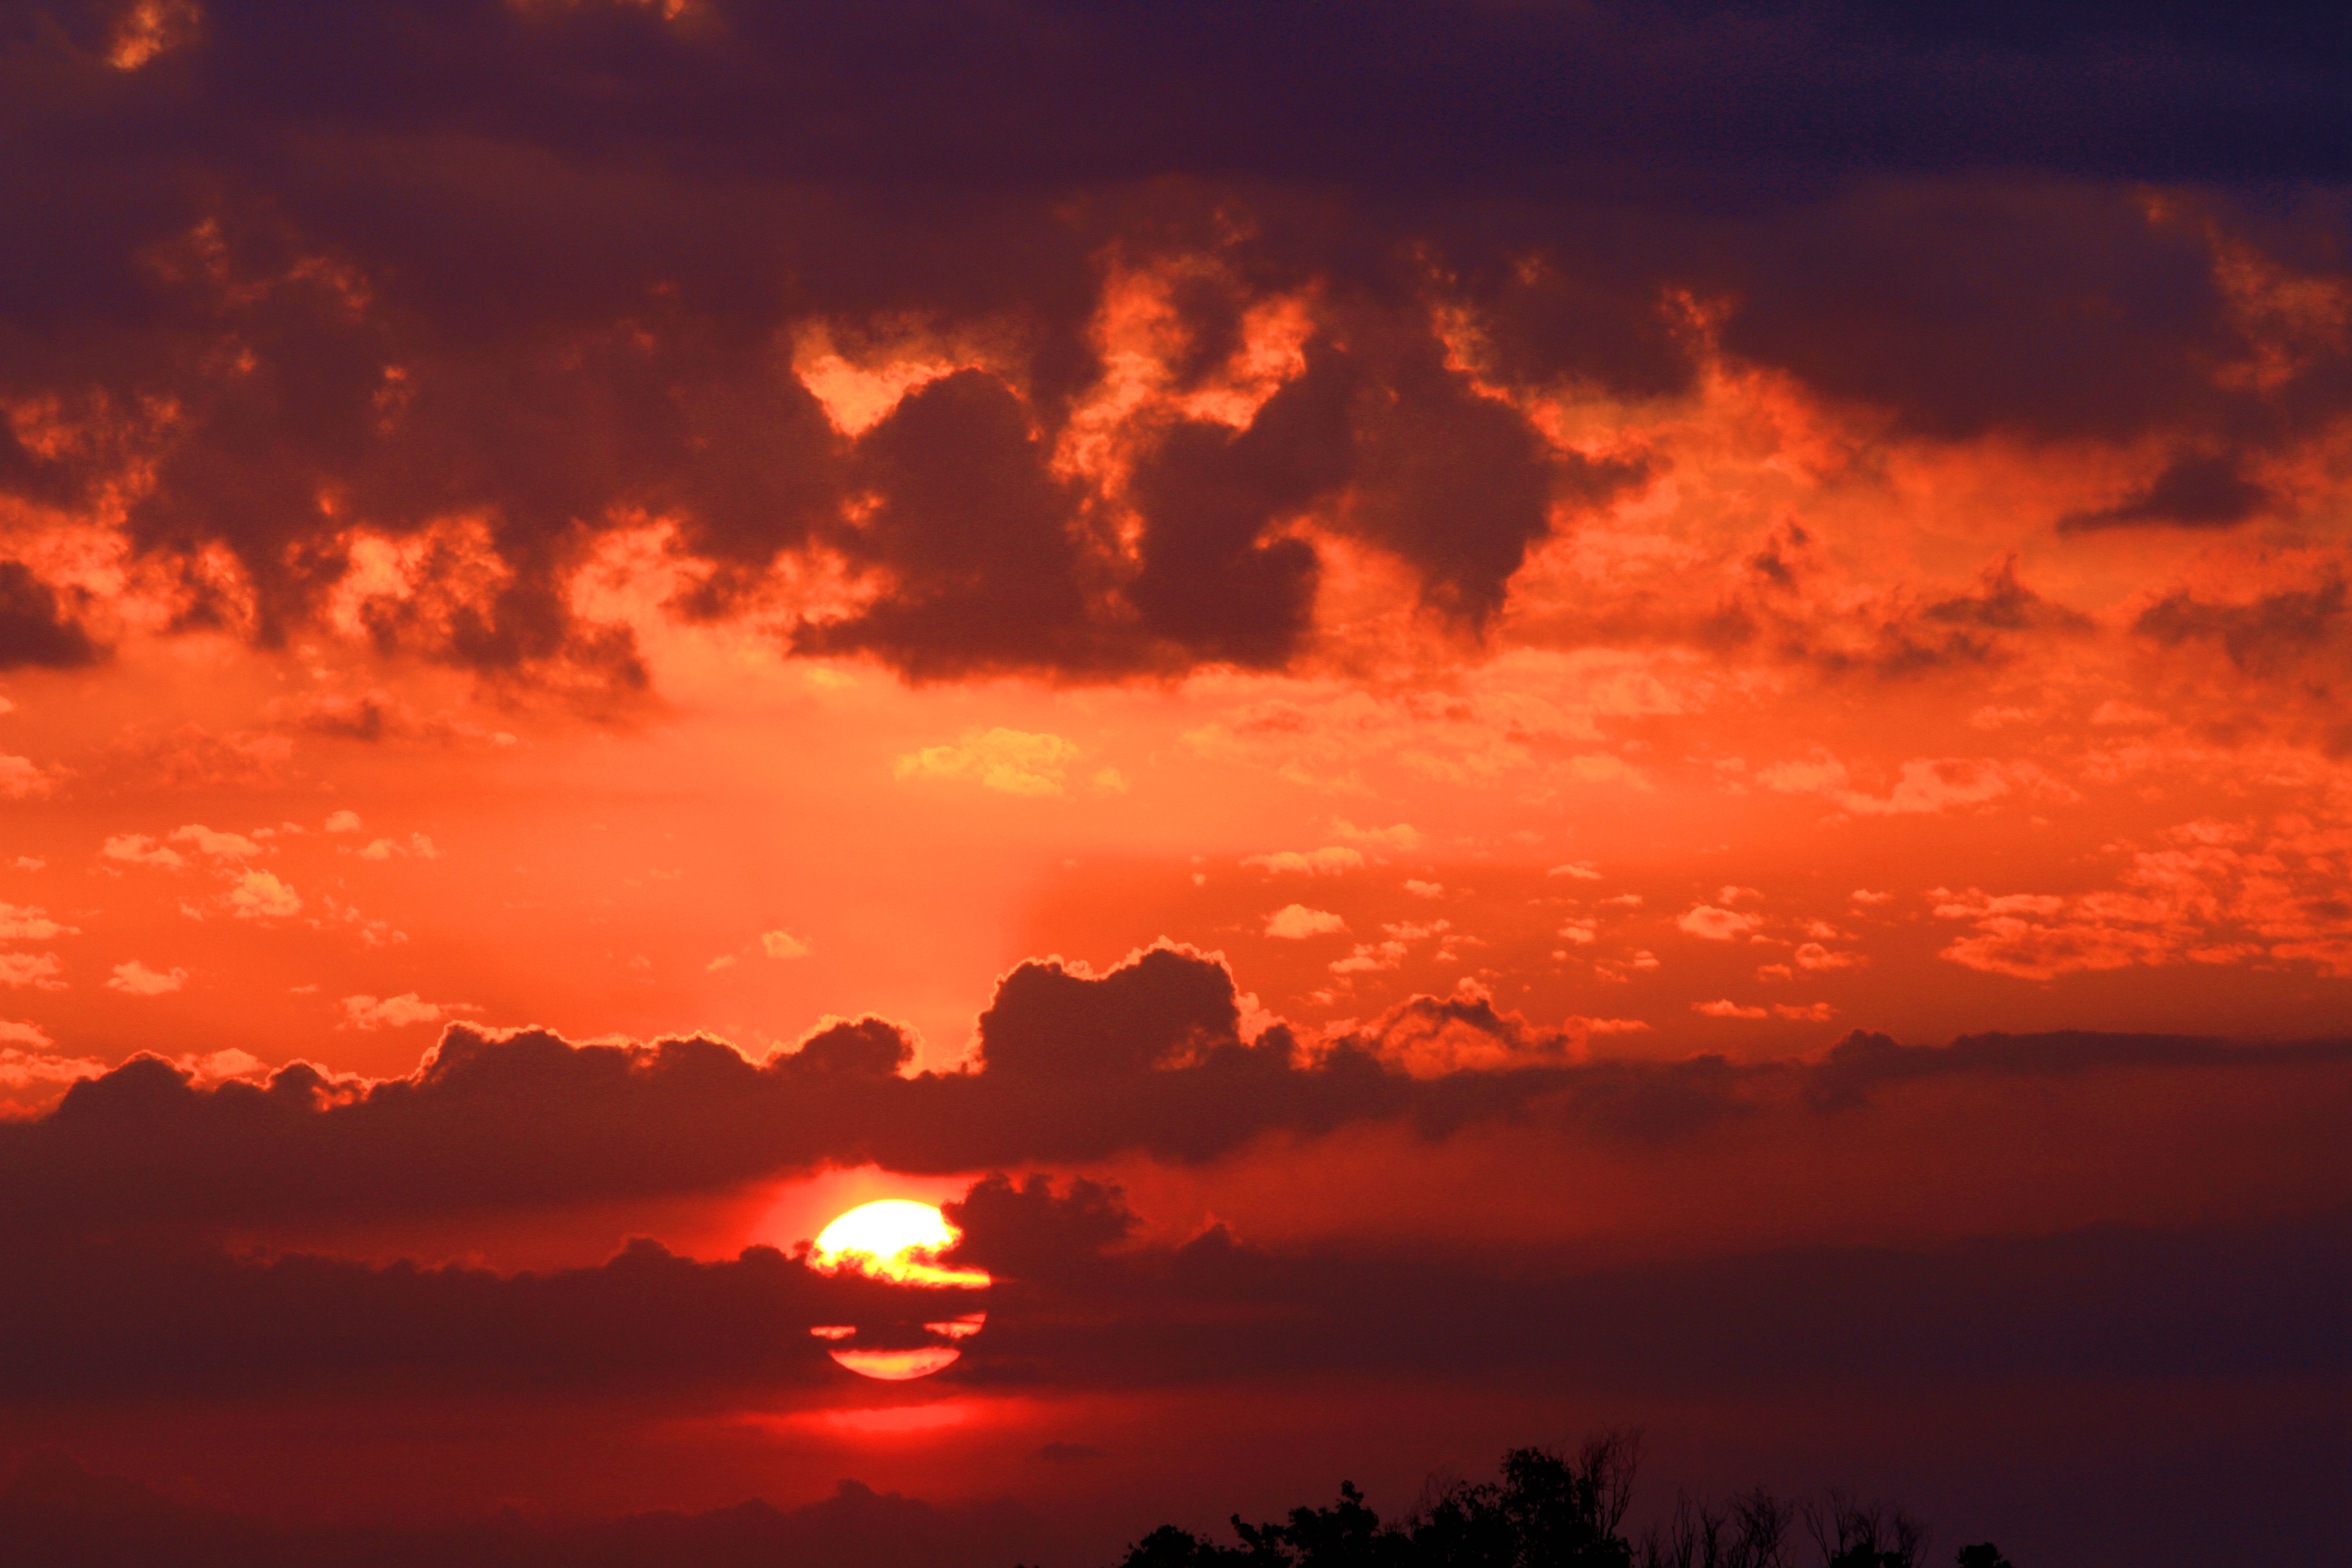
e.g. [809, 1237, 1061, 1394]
[810, 1199, 992, 1289]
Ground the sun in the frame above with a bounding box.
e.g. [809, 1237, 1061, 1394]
[807, 1199, 990, 1381]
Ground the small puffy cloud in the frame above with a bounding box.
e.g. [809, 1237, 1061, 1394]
[1602, 892, 1643, 907]
[1242, 847, 1365, 875]
[1693, 999, 1769, 1019]
[108, 960, 189, 996]
[13, 857, 44, 871]
[1840, 758, 2021, 816]
[1558, 920, 1597, 944]
[1774, 1001, 1839, 1022]
[760, 930, 812, 960]
[0, 953, 63, 990]
[1548, 861, 1602, 880]
[223, 870, 302, 920]
[1403, 880, 1444, 898]
[1676, 905, 1758, 941]
[0, 1037, 106, 1087]
[325, 810, 364, 833]
[1756, 963, 1794, 982]
[174, 1048, 265, 1083]
[170, 824, 263, 858]
[1794, 942, 1867, 970]
[1331, 940, 1407, 974]
[1759, 753, 1851, 794]
[1331, 820, 1420, 850]
[706, 954, 737, 971]
[341, 993, 472, 1029]
[0, 755, 54, 800]
[1091, 767, 1128, 794]
[1852, 889, 1894, 906]
[358, 833, 441, 861]
[1265, 904, 1347, 939]
[894, 728, 1081, 797]
[0, 904, 74, 941]
[102, 833, 185, 869]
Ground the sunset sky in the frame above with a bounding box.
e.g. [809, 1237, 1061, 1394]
[1, 2, 2347, 1564]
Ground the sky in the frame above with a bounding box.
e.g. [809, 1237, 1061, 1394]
[0, 1, 2347, 1564]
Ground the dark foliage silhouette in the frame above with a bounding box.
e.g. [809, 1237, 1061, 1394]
[1110, 1435, 2009, 1568]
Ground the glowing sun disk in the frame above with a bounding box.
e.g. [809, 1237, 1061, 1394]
[810, 1199, 991, 1289]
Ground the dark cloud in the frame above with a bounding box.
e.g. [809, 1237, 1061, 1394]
[1800, 1027, 2352, 1112]
[2059, 452, 2271, 533]
[926, 1177, 2350, 1398]
[2133, 573, 2349, 675]
[1, 946, 2343, 1241]
[0, 561, 101, 670]
[0, 1235, 979, 1401]
[0, 1166, 2337, 1412]
[0, 1454, 1046, 1568]
[2, 1, 2344, 686]
[1709, 545, 2096, 680]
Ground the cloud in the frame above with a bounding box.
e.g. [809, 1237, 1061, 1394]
[1548, 862, 1602, 880]
[1793, 943, 1865, 971]
[1242, 848, 1366, 875]
[0, 905, 75, 941]
[2060, 453, 2269, 533]
[0, 1041, 105, 1088]
[222, 870, 302, 920]
[1693, 1000, 1769, 1019]
[0, 954, 64, 990]
[0, 561, 101, 671]
[325, 810, 364, 833]
[1265, 905, 1347, 939]
[761, 930, 812, 960]
[108, 961, 188, 996]
[0, 757, 52, 801]
[1332, 821, 1421, 850]
[893, 730, 1081, 796]
[1676, 906, 1757, 941]
[358, 833, 441, 861]
[341, 993, 474, 1030]
[169, 824, 264, 858]
[101, 833, 186, 869]
[0, 937, 2338, 1240]
[1403, 880, 1444, 898]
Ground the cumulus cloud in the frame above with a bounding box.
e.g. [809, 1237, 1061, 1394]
[1548, 862, 1603, 880]
[0, 904, 74, 941]
[0, 954, 64, 990]
[893, 730, 1082, 796]
[1403, 880, 1444, 898]
[1242, 848, 1366, 875]
[325, 810, 364, 833]
[1331, 821, 1421, 850]
[0, 941, 2337, 1241]
[222, 870, 303, 920]
[1693, 1000, 1769, 1019]
[170, 824, 264, 858]
[108, 961, 188, 996]
[761, 930, 812, 959]
[341, 994, 474, 1030]
[0, 756, 54, 801]
[1676, 906, 1757, 941]
[1265, 905, 1348, 939]
[358, 833, 441, 861]
[102, 833, 185, 869]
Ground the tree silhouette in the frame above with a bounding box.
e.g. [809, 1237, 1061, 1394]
[1110, 1434, 1997, 1568]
